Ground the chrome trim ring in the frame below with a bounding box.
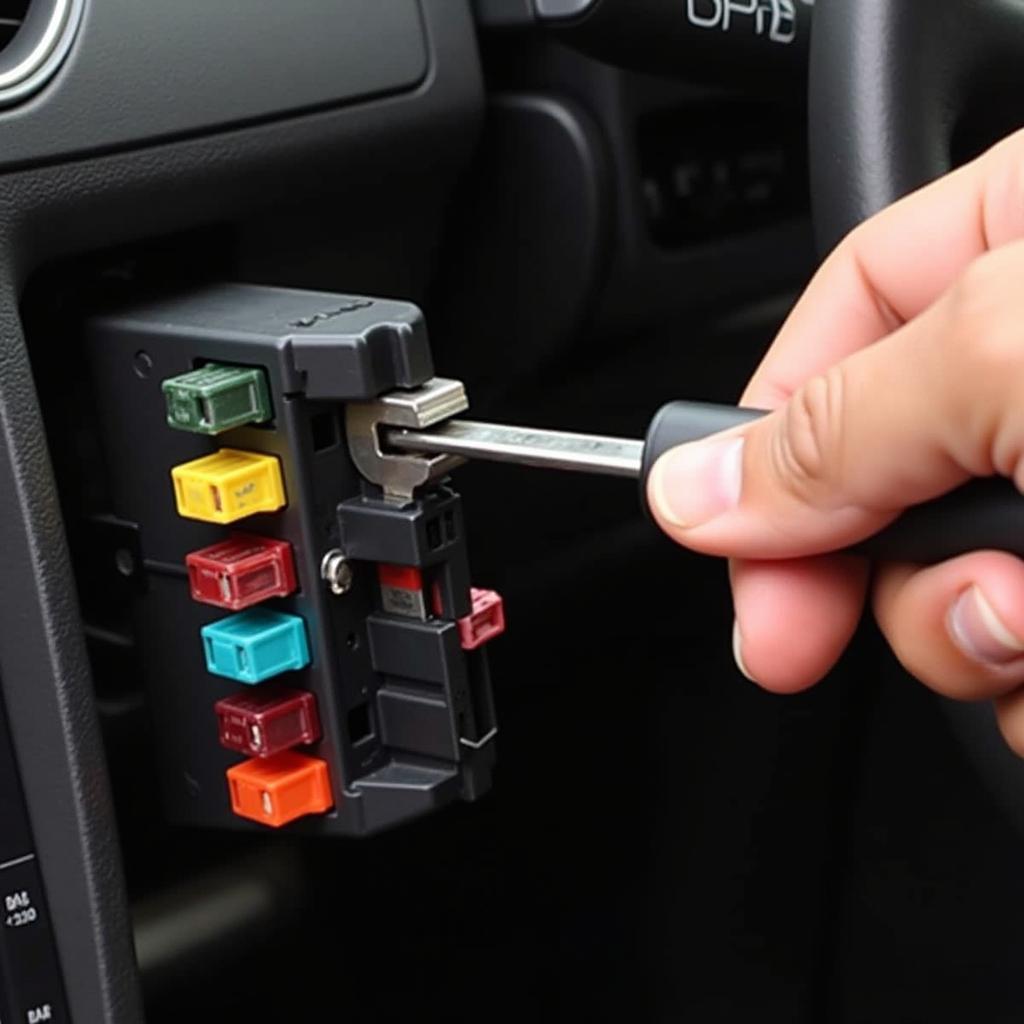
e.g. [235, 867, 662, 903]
[0, 0, 84, 107]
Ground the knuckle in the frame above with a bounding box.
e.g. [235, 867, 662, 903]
[773, 369, 846, 500]
[947, 252, 1024, 378]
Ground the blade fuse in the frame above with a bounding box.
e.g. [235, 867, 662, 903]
[162, 362, 272, 435]
[187, 534, 297, 611]
[215, 688, 321, 758]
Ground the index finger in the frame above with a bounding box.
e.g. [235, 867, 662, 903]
[743, 128, 1024, 409]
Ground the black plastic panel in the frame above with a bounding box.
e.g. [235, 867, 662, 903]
[0, 684, 70, 1024]
[82, 285, 495, 837]
[637, 101, 809, 247]
[0, 0, 429, 168]
[0, 2, 482, 1019]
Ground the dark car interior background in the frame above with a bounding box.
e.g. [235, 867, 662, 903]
[1, 1, 1023, 1021]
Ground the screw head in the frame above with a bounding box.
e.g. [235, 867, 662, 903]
[320, 549, 353, 596]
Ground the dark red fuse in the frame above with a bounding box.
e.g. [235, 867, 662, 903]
[215, 687, 321, 758]
[457, 588, 506, 651]
[187, 534, 297, 611]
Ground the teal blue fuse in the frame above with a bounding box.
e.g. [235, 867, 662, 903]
[201, 608, 309, 685]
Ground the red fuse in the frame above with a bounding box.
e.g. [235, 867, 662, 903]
[457, 588, 506, 651]
[187, 534, 297, 611]
[214, 688, 321, 758]
[377, 563, 428, 620]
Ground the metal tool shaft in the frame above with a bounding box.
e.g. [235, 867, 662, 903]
[383, 419, 645, 479]
[379, 400, 1024, 568]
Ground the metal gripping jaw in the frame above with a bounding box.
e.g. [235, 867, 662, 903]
[345, 377, 469, 502]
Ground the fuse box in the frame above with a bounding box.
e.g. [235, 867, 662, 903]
[83, 284, 498, 836]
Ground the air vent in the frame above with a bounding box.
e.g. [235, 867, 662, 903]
[0, 0, 83, 108]
[0, 1, 31, 51]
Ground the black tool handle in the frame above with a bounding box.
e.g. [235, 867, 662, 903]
[642, 401, 1024, 562]
[540, 0, 811, 90]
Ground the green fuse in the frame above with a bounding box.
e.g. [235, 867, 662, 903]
[162, 363, 272, 435]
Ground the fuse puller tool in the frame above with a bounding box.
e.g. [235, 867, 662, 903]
[354, 383, 1024, 564]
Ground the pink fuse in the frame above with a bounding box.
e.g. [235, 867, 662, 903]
[457, 588, 506, 651]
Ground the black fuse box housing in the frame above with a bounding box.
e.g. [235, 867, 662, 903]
[84, 283, 497, 837]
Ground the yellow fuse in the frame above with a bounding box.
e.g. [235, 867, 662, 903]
[171, 449, 286, 524]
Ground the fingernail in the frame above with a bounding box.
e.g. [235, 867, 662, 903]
[649, 437, 744, 529]
[733, 619, 756, 682]
[947, 586, 1024, 666]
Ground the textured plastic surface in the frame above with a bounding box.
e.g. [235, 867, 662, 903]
[431, 93, 613, 389]
[0, 688, 70, 1023]
[0, 0, 429, 168]
[0, 2, 480, 1018]
[0, 268, 143, 1023]
[202, 609, 310, 685]
[99, 283, 435, 402]
[431, 69, 813, 394]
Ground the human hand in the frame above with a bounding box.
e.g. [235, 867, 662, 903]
[647, 129, 1024, 754]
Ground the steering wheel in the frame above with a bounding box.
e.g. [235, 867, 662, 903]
[810, 0, 1024, 250]
[809, 0, 1024, 827]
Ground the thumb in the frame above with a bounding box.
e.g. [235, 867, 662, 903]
[648, 244, 1024, 560]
